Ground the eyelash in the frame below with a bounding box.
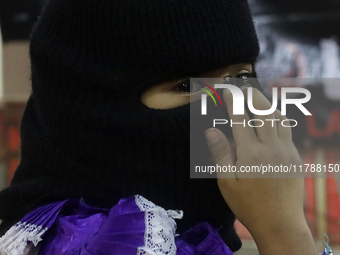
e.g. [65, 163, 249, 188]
[236, 73, 252, 79]
[173, 71, 256, 94]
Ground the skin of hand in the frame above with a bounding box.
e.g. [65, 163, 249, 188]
[205, 88, 317, 255]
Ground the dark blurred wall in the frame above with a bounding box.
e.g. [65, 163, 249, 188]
[249, 0, 340, 148]
[250, 0, 340, 79]
[0, 0, 46, 41]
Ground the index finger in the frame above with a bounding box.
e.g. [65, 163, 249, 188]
[223, 89, 259, 146]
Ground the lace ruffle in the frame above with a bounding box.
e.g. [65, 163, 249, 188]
[135, 195, 183, 255]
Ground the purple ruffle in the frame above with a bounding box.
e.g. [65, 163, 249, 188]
[176, 223, 234, 255]
[2, 196, 234, 255]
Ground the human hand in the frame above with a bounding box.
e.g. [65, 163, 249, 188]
[205, 88, 316, 255]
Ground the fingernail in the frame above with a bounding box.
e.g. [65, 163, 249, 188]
[205, 129, 219, 145]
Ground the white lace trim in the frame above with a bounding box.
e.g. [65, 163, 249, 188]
[135, 195, 183, 255]
[0, 222, 47, 255]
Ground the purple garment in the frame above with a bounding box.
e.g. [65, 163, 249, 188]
[0, 195, 234, 255]
[176, 223, 234, 255]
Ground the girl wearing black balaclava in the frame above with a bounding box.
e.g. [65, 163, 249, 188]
[0, 0, 316, 254]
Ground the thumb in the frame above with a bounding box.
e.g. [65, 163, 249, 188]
[205, 128, 236, 178]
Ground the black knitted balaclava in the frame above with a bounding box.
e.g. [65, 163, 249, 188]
[0, 0, 259, 251]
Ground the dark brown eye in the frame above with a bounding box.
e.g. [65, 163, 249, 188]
[173, 80, 200, 94]
[235, 72, 255, 88]
[224, 73, 252, 85]
[174, 80, 191, 93]
[235, 73, 251, 79]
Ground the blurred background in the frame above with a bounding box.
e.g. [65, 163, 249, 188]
[0, 0, 340, 254]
